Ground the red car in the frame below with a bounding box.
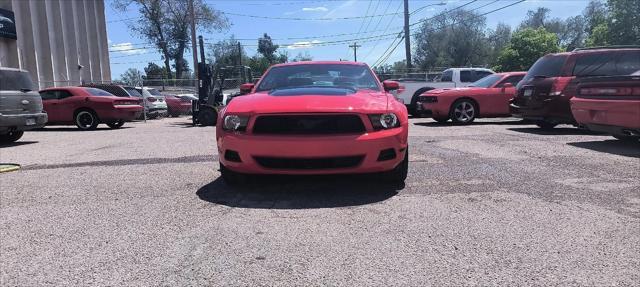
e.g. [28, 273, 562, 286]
[416, 72, 526, 123]
[164, 94, 192, 117]
[216, 61, 409, 184]
[39, 87, 143, 130]
[570, 75, 640, 142]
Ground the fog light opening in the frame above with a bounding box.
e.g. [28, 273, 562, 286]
[377, 148, 397, 162]
[224, 150, 242, 162]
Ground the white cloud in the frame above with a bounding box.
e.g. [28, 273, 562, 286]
[302, 7, 328, 12]
[110, 42, 147, 55]
[287, 40, 322, 50]
[323, 0, 357, 18]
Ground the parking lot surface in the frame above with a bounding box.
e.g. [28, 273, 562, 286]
[1, 117, 639, 286]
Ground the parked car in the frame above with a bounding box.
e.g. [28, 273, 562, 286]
[163, 94, 192, 117]
[39, 87, 143, 130]
[135, 87, 168, 119]
[0, 68, 48, 143]
[570, 75, 640, 142]
[511, 47, 640, 129]
[217, 61, 409, 184]
[392, 68, 495, 115]
[415, 72, 526, 124]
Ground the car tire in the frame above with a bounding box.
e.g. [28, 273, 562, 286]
[535, 121, 557, 130]
[383, 148, 408, 184]
[0, 130, 24, 144]
[434, 117, 449, 123]
[170, 112, 180, 118]
[409, 87, 434, 116]
[449, 99, 477, 124]
[106, 120, 125, 129]
[198, 108, 217, 126]
[220, 162, 245, 185]
[613, 135, 639, 142]
[75, 109, 99, 130]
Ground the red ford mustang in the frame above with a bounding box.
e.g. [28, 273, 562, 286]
[216, 61, 409, 184]
[39, 87, 143, 130]
[416, 72, 526, 123]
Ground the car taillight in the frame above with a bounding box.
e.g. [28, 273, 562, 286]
[550, 77, 573, 96]
[147, 96, 157, 102]
[579, 87, 640, 96]
[114, 100, 137, 105]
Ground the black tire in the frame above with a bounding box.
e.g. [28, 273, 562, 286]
[198, 108, 218, 126]
[535, 121, 557, 130]
[106, 120, 125, 129]
[449, 99, 477, 124]
[0, 130, 24, 144]
[74, 109, 99, 130]
[409, 87, 434, 116]
[383, 148, 408, 184]
[434, 117, 449, 123]
[220, 162, 245, 185]
[613, 135, 640, 142]
[170, 112, 181, 118]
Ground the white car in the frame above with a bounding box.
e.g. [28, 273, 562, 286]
[134, 87, 168, 119]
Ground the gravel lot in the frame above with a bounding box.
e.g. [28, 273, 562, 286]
[1, 117, 639, 286]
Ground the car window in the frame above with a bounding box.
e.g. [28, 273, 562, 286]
[85, 88, 115, 96]
[255, 64, 380, 92]
[573, 51, 640, 76]
[440, 70, 453, 82]
[57, 90, 74, 99]
[470, 74, 501, 88]
[519, 54, 568, 88]
[39, 91, 56, 100]
[473, 71, 493, 81]
[124, 87, 143, 97]
[460, 71, 472, 82]
[0, 70, 35, 91]
[497, 75, 525, 87]
[147, 88, 162, 96]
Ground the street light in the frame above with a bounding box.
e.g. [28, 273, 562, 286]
[410, 2, 447, 15]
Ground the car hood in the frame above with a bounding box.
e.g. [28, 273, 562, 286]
[225, 88, 391, 114]
[426, 87, 486, 95]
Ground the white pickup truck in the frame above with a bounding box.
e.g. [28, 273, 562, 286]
[392, 68, 495, 115]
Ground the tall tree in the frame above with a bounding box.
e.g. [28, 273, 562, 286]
[487, 23, 512, 66]
[583, 0, 607, 34]
[207, 37, 249, 67]
[413, 9, 489, 70]
[606, 0, 640, 45]
[113, 0, 229, 79]
[119, 68, 144, 86]
[493, 28, 560, 72]
[258, 33, 279, 63]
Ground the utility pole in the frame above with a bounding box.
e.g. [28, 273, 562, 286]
[349, 42, 361, 62]
[188, 0, 198, 78]
[403, 0, 412, 70]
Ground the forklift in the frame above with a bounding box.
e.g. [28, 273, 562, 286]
[192, 36, 253, 126]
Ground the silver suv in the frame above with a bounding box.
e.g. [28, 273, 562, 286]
[0, 68, 48, 143]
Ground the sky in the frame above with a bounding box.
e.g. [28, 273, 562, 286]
[105, 0, 593, 79]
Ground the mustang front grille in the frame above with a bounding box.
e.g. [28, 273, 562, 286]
[253, 155, 364, 170]
[252, 114, 366, 135]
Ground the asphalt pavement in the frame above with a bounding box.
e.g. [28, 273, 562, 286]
[1, 117, 639, 286]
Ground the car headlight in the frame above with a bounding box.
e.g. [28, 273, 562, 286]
[223, 115, 249, 131]
[369, 113, 400, 130]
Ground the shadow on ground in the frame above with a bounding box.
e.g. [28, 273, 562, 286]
[0, 141, 38, 148]
[32, 126, 132, 132]
[196, 174, 401, 209]
[568, 140, 640, 158]
[414, 119, 529, 127]
[508, 127, 606, 136]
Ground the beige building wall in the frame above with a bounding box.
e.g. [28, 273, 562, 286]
[0, 0, 111, 89]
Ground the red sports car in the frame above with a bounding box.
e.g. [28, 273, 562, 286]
[164, 94, 192, 117]
[39, 87, 143, 130]
[216, 61, 409, 184]
[416, 72, 526, 123]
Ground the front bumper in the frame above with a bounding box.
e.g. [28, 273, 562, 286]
[217, 128, 408, 175]
[0, 112, 48, 132]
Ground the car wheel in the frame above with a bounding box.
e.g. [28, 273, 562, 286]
[106, 120, 125, 129]
[75, 110, 99, 130]
[613, 135, 639, 142]
[170, 112, 181, 118]
[198, 108, 217, 126]
[450, 99, 477, 124]
[409, 87, 434, 116]
[383, 148, 408, 184]
[434, 117, 449, 123]
[220, 162, 245, 185]
[535, 121, 557, 130]
[0, 130, 24, 144]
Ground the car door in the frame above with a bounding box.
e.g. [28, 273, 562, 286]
[39, 90, 61, 122]
[54, 90, 76, 123]
[493, 75, 524, 115]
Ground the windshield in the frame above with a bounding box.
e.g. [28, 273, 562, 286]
[0, 70, 36, 91]
[255, 64, 380, 92]
[85, 88, 115, 97]
[124, 87, 143, 97]
[147, 88, 162, 96]
[519, 54, 568, 88]
[470, 74, 502, 88]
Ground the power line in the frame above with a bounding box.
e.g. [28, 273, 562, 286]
[221, 11, 402, 21]
[362, 0, 403, 61]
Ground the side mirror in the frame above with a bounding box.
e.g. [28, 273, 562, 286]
[239, 83, 255, 95]
[501, 83, 513, 93]
[383, 80, 399, 92]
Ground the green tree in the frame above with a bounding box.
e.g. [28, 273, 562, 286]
[119, 68, 144, 86]
[292, 51, 313, 62]
[606, 0, 640, 45]
[585, 23, 609, 46]
[487, 23, 512, 66]
[493, 28, 560, 72]
[207, 37, 250, 67]
[583, 0, 607, 34]
[258, 33, 279, 63]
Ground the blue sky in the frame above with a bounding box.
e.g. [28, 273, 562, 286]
[106, 0, 592, 79]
